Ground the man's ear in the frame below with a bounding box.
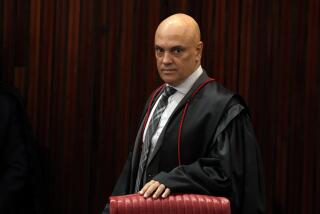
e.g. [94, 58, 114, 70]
[195, 41, 203, 61]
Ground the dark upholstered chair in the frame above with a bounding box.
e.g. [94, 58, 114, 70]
[109, 194, 231, 214]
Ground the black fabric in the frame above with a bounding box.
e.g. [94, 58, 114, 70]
[0, 82, 45, 214]
[105, 72, 266, 214]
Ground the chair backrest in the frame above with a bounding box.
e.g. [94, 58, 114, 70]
[109, 194, 231, 214]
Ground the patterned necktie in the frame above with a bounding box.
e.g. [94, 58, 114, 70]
[135, 86, 176, 191]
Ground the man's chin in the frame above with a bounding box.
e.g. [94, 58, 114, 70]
[159, 72, 182, 85]
[161, 77, 180, 86]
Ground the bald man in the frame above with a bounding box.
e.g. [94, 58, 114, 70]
[103, 14, 266, 214]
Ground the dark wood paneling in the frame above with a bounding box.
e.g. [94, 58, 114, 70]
[1, 0, 319, 213]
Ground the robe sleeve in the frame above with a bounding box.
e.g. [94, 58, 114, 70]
[0, 95, 29, 213]
[153, 102, 266, 214]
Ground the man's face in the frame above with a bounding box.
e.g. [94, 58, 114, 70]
[154, 27, 202, 86]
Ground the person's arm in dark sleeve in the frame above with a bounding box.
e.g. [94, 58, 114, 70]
[214, 106, 266, 214]
[154, 103, 266, 214]
[0, 95, 29, 213]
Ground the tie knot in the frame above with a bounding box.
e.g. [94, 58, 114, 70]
[163, 86, 176, 98]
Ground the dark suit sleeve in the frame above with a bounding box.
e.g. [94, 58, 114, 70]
[153, 104, 266, 214]
[0, 95, 29, 213]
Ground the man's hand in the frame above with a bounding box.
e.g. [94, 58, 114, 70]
[138, 180, 171, 199]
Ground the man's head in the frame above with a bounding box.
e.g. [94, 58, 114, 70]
[155, 13, 203, 86]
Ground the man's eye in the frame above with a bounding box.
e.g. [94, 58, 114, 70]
[173, 48, 183, 54]
[155, 48, 164, 53]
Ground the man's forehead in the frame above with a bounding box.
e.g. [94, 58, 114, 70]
[155, 29, 192, 47]
[155, 36, 188, 49]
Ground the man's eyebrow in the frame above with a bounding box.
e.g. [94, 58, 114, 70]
[170, 46, 185, 51]
[154, 45, 185, 49]
[154, 45, 186, 51]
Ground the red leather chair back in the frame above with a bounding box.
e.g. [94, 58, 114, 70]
[109, 194, 231, 214]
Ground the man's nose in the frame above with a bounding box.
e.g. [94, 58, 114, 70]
[162, 52, 173, 64]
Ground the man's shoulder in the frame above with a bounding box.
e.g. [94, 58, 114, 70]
[0, 93, 18, 114]
[206, 80, 233, 94]
[198, 80, 234, 102]
[197, 80, 249, 111]
[0, 82, 24, 105]
[0, 82, 26, 121]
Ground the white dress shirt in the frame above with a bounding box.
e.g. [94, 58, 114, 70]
[143, 66, 204, 154]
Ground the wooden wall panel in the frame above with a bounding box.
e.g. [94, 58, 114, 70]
[1, 0, 319, 213]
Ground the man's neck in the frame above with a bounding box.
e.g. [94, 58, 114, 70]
[168, 65, 203, 95]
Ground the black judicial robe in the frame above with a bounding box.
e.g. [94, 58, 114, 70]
[110, 72, 266, 214]
[0, 82, 44, 214]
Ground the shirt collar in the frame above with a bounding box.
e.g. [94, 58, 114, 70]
[167, 65, 203, 95]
